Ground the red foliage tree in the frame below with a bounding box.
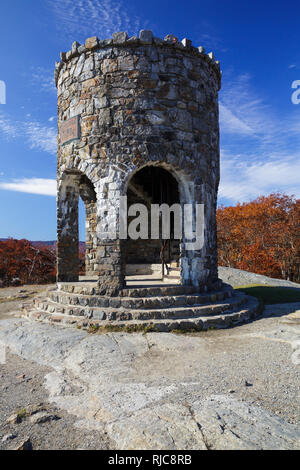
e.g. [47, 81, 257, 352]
[0, 239, 56, 287]
[217, 193, 300, 282]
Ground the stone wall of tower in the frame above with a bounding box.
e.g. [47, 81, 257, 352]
[55, 30, 221, 294]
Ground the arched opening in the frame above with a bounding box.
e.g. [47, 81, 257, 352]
[57, 171, 97, 282]
[78, 198, 86, 275]
[125, 165, 181, 284]
[79, 175, 97, 278]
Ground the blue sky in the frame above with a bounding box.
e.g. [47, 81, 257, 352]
[0, 0, 300, 240]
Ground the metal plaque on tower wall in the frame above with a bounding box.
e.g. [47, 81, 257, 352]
[60, 115, 80, 145]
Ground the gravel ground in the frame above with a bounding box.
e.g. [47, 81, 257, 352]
[186, 314, 300, 424]
[0, 352, 111, 450]
[0, 284, 55, 321]
[0, 284, 110, 450]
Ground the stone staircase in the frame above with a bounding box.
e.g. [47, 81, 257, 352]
[22, 282, 260, 332]
[164, 265, 181, 281]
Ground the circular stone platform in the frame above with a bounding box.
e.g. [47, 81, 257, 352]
[22, 280, 260, 332]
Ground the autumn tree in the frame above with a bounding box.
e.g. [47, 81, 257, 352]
[217, 193, 300, 282]
[0, 239, 56, 287]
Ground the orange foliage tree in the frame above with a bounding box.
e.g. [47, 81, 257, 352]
[0, 239, 56, 287]
[217, 193, 300, 282]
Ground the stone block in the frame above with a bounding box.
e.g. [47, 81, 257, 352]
[72, 41, 80, 54]
[181, 38, 192, 47]
[164, 34, 178, 43]
[112, 32, 128, 43]
[139, 30, 153, 44]
[85, 36, 99, 50]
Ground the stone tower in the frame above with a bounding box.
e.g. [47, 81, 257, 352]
[55, 30, 221, 296]
[23, 31, 260, 330]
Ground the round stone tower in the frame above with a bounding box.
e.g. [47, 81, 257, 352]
[55, 30, 221, 296]
[23, 31, 260, 330]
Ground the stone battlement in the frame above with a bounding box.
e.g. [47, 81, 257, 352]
[54, 30, 221, 89]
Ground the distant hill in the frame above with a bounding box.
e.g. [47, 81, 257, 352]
[0, 239, 85, 248]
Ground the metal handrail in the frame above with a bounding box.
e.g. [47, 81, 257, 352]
[160, 240, 170, 278]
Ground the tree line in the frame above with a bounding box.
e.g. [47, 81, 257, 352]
[217, 193, 300, 283]
[0, 193, 299, 287]
[0, 239, 85, 287]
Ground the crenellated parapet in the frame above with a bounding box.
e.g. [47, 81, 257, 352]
[54, 30, 221, 90]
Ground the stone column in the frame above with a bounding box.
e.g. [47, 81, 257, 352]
[96, 178, 126, 296]
[181, 182, 220, 291]
[57, 174, 80, 282]
[96, 239, 125, 296]
[85, 201, 97, 275]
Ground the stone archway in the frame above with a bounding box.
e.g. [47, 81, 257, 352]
[79, 175, 97, 276]
[120, 161, 203, 287]
[56, 170, 97, 282]
[125, 165, 181, 282]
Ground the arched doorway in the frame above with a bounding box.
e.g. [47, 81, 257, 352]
[79, 175, 97, 277]
[125, 165, 181, 283]
[57, 171, 97, 282]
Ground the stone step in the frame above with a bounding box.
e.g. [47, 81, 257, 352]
[34, 293, 246, 321]
[49, 288, 232, 310]
[23, 295, 260, 332]
[164, 267, 180, 280]
[57, 282, 223, 298]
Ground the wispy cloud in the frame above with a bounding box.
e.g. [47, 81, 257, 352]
[219, 73, 300, 204]
[219, 149, 300, 203]
[0, 178, 56, 196]
[48, 0, 143, 41]
[0, 114, 18, 138]
[219, 103, 254, 136]
[25, 121, 57, 154]
[30, 66, 56, 94]
[219, 73, 276, 140]
[194, 20, 226, 52]
[0, 112, 56, 155]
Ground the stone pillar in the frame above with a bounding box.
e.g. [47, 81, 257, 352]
[57, 174, 80, 282]
[95, 176, 126, 295]
[85, 201, 97, 275]
[96, 240, 125, 296]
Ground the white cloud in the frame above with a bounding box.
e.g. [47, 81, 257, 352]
[219, 72, 300, 204]
[48, 0, 143, 40]
[30, 67, 56, 94]
[0, 114, 18, 138]
[219, 150, 300, 203]
[219, 103, 254, 136]
[49, 116, 55, 122]
[25, 121, 57, 154]
[0, 178, 56, 196]
[219, 73, 281, 144]
[0, 112, 56, 155]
